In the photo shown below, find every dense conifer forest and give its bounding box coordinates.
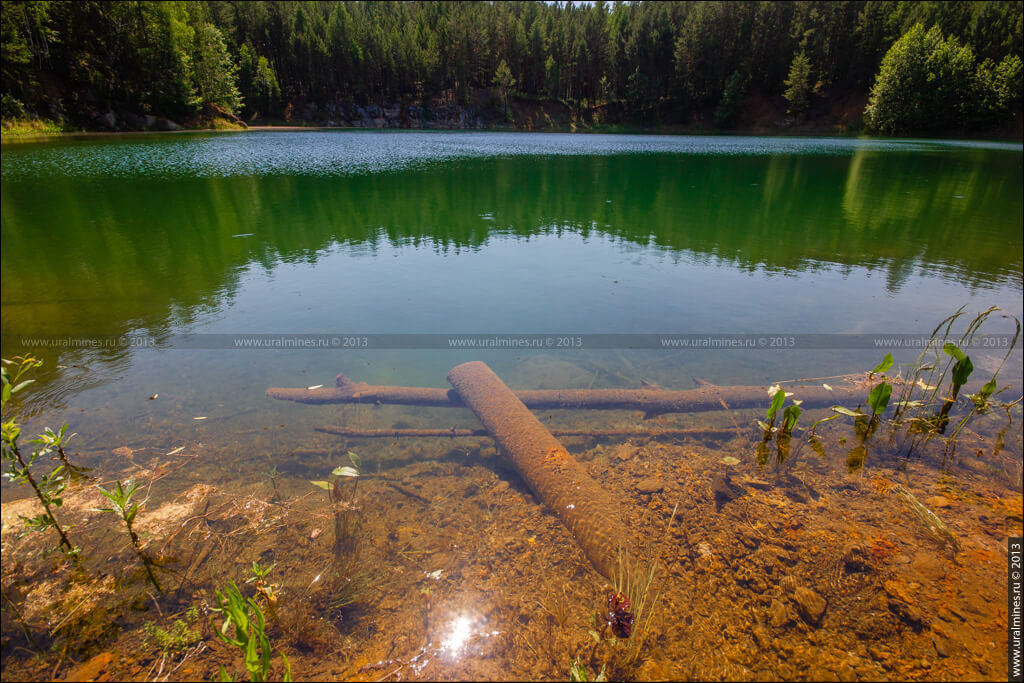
[2,1,1021,134]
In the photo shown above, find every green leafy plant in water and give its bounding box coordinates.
[262,465,282,503]
[892,307,1020,460]
[570,658,607,682]
[143,617,200,655]
[245,561,279,618]
[312,451,362,559]
[1,356,81,558]
[95,478,163,593]
[827,309,1021,467]
[867,382,893,416]
[931,342,973,431]
[212,581,292,683]
[822,353,895,472]
[756,388,804,470]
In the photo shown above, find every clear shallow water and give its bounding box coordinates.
[1,132,1022,682]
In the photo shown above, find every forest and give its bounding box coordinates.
[2,1,1022,135]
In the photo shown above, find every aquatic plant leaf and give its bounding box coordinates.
[831,406,861,417]
[97,486,120,503]
[868,382,892,415]
[822,383,833,391]
[756,441,770,469]
[126,502,139,525]
[310,480,330,490]
[782,404,802,432]
[282,653,293,683]
[979,378,997,398]
[347,451,362,468]
[809,414,839,431]
[871,353,894,375]
[11,379,35,395]
[766,389,785,420]
[846,446,867,472]
[332,466,359,478]
[951,356,973,387]
[943,342,967,362]
[720,456,741,466]
[894,400,923,409]
[244,629,262,681]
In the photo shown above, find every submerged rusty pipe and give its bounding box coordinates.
[266,371,872,415]
[446,361,631,580]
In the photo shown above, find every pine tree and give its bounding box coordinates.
[783,52,814,116]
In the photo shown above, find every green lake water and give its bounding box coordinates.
[1,131,1023,680]
[1,132,1021,439]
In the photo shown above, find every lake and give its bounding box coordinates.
[1,131,1022,681]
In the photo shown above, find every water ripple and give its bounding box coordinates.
[4,131,1019,181]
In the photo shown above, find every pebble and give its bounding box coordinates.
[635,478,664,494]
[794,586,827,626]
[64,652,115,682]
[768,598,794,628]
[842,544,872,573]
[711,471,743,510]
[636,660,666,681]
[614,444,637,461]
[751,626,772,649]
[887,598,928,630]
[837,663,857,682]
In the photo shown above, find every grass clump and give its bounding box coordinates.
[583,505,678,676]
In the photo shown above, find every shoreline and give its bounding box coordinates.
[4,122,1022,144]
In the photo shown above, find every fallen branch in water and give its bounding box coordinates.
[314,425,741,439]
[268,371,878,416]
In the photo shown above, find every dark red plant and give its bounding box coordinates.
[603,591,634,639]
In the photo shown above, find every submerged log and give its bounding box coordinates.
[446,361,631,580]
[266,371,874,416]
[314,425,740,439]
